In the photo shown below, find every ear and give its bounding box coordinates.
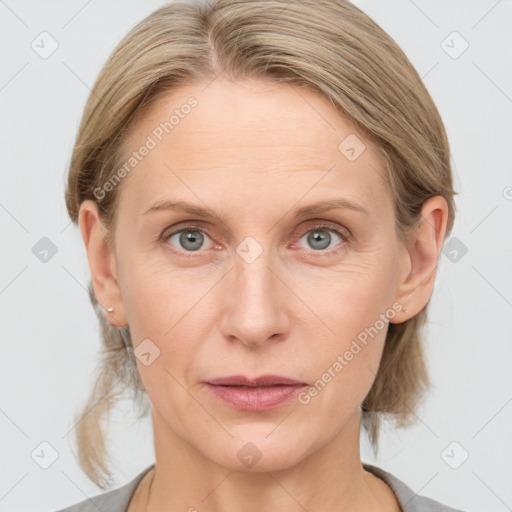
[78,200,128,327]
[390,195,449,324]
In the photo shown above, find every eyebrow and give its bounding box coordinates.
[142,197,369,220]
[294,198,368,217]
[142,200,228,222]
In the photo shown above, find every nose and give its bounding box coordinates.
[220,248,291,348]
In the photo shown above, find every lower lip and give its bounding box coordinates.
[205,383,306,411]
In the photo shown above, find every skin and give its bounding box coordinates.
[79,77,448,511]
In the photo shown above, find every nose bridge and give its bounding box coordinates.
[235,250,274,306]
[223,240,289,346]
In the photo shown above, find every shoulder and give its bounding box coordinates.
[363,463,466,512]
[55,464,154,512]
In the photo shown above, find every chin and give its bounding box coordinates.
[204,430,311,473]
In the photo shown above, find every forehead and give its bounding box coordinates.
[118,78,390,218]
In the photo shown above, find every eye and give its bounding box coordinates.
[161,221,349,256]
[165,226,215,252]
[296,224,347,252]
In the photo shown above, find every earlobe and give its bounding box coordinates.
[390,196,449,324]
[78,200,128,327]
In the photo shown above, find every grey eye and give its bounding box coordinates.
[169,229,211,251]
[301,229,342,251]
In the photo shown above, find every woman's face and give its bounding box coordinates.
[92,78,416,471]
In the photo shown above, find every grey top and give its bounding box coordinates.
[56,463,465,512]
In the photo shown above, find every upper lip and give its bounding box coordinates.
[206,375,306,387]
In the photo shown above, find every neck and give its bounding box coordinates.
[142,407,399,512]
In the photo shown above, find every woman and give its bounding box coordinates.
[58,0,462,510]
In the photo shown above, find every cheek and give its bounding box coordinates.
[291,249,396,336]
[291,254,396,405]
[118,252,216,371]
[296,290,389,423]
[120,263,204,416]
[118,245,192,332]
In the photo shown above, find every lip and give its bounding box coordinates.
[207,374,306,387]
[204,375,307,411]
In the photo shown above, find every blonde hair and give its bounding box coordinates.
[65,0,457,488]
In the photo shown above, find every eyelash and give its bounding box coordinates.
[160,221,350,258]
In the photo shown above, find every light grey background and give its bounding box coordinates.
[1,1,511,511]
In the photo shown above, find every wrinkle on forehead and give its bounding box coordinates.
[116,78,393,227]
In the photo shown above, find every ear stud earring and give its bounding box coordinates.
[106,307,114,313]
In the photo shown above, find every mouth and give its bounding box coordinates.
[206,374,307,387]
[204,374,307,411]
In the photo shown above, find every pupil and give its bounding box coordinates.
[308,230,331,250]
[180,230,203,251]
